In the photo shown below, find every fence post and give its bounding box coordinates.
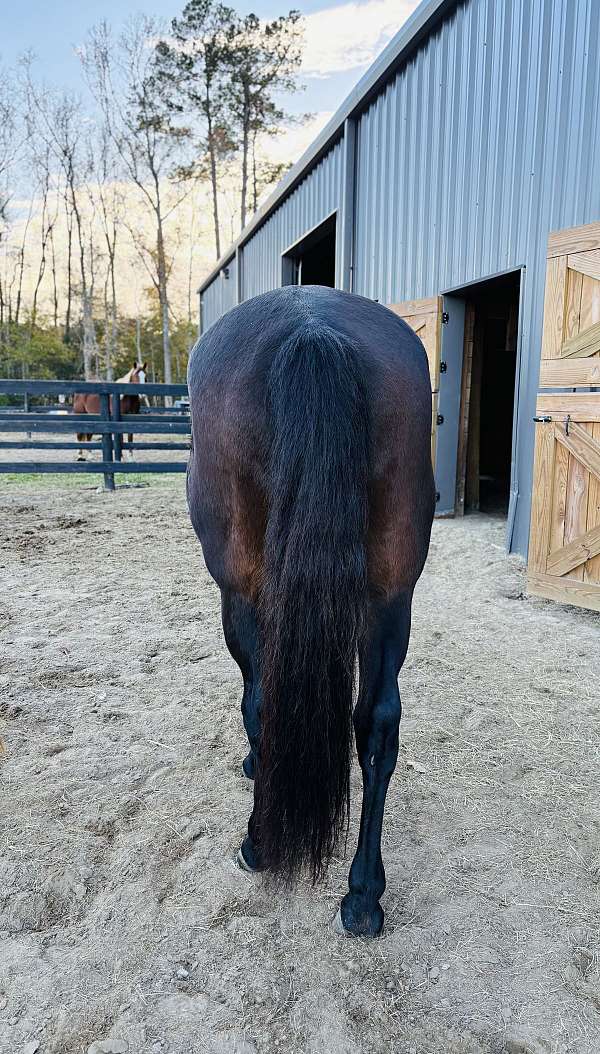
[111,391,122,462]
[100,393,115,492]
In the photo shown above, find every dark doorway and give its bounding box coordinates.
[456,272,521,516]
[282,213,336,288]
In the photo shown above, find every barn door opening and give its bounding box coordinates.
[282,213,337,288]
[527,221,600,613]
[455,272,521,517]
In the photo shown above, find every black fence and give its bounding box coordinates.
[0,379,190,491]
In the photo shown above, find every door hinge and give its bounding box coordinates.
[435,491,440,503]
[440,361,447,373]
[437,414,444,425]
[441,311,449,324]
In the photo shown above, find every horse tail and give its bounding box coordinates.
[256,321,371,883]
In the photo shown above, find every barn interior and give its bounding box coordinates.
[282,213,337,287]
[455,271,521,516]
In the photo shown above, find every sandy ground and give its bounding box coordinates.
[1,476,600,1054]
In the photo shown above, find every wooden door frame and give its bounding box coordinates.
[527,220,600,611]
[444,269,523,522]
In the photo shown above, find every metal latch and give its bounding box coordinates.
[533,415,552,423]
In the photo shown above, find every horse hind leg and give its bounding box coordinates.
[335,590,412,938]
[221,588,260,781]
[76,434,87,461]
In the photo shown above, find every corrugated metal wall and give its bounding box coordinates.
[201,138,344,326]
[353,0,600,299]
[198,0,600,556]
[353,0,600,554]
[243,138,343,298]
[200,254,237,331]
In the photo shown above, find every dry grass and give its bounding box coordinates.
[1,478,599,1054]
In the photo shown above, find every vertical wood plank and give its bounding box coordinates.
[541,256,568,360]
[528,422,555,572]
[564,433,589,582]
[549,439,569,557]
[585,420,600,583]
[580,273,600,329]
[564,266,583,347]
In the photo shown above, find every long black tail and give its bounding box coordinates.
[255,321,371,883]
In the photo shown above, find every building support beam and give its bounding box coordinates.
[235,246,243,305]
[339,118,356,292]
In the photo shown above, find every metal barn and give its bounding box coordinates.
[198,0,600,612]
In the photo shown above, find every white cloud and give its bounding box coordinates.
[263,112,335,166]
[301,0,419,78]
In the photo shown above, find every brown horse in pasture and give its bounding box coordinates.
[186,286,435,937]
[73,361,148,460]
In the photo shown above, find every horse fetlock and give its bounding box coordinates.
[338,892,385,937]
[238,834,262,873]
[242,751,256,780]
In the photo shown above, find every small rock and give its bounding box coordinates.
[175,967,189,981]
[385,980,395,990]
[441,962,450,971]
[24,1043,40,1054]
[429,966,440,980]
[88,1041,129,1054]
[0,994,7,1009]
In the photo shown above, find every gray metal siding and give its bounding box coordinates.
[200,255,237,331]
[200,139,344,328]
[352,0,600,554]
[242,139,344,300]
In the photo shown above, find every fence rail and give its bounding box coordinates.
[0,378,190,490]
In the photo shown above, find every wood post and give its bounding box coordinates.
[111,392,122,462]
[100,393,115,492]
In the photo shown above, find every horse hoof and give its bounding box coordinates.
[236,847,258,874]
[242,753,255,780]
[332,908,351,936]
[334,896,384,937]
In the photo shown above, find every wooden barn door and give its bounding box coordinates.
[388,297,442,466]
[528,221,600,612]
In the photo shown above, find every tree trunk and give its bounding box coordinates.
[65,203,74,344]
[49,226,59,330]
[109,248,117,381]
[240,84,250,230]
[156,214,172,386]
[205,74,221,260]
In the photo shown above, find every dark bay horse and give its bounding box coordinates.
[187,286,435,937]
[73,361,147,460]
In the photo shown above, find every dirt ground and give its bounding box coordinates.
[1,475,600,1054]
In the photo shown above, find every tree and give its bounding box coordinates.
[23,62,101,378]
[0,63,28,342]
[155,0,237,261]
[80,16,190,385]
[224,10,304,229]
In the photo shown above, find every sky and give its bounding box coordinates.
[3,0,420,161]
